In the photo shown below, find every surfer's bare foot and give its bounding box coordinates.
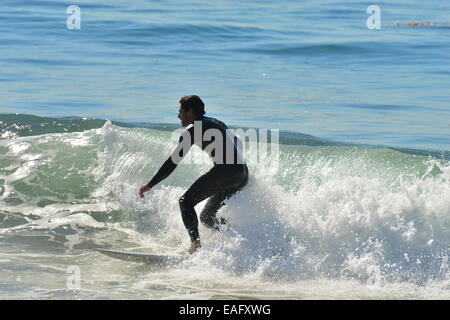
[180,240,201,255]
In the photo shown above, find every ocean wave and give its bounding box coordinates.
[0,120,449,285]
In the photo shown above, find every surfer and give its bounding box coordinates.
[139,95,249,254]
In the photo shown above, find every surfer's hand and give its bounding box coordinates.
[139,184,151,198]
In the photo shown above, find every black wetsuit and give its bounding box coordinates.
[147,116,249,242]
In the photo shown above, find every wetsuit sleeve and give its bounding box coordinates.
[146,127,194,188]
[146,157,177,188]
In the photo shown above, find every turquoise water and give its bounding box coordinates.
[0,0,449,299]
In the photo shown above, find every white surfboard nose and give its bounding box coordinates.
[94,248,185,264]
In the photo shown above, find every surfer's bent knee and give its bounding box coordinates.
[200,213,216,229]
[179,194,193,210]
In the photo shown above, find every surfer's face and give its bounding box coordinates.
[178,105,195,127]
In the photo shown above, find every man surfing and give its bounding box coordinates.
[139,95,249,254]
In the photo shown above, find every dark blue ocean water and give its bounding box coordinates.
[1,0,449,151]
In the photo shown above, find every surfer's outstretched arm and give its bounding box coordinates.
[147,157,177,189]
[139,129,193,198]
[139,157,177,198]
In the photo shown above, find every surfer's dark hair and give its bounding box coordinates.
[180,95,205,118]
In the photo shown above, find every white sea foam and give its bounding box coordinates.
[1,124,449,299]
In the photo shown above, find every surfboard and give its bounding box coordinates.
[94,248,186,264]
